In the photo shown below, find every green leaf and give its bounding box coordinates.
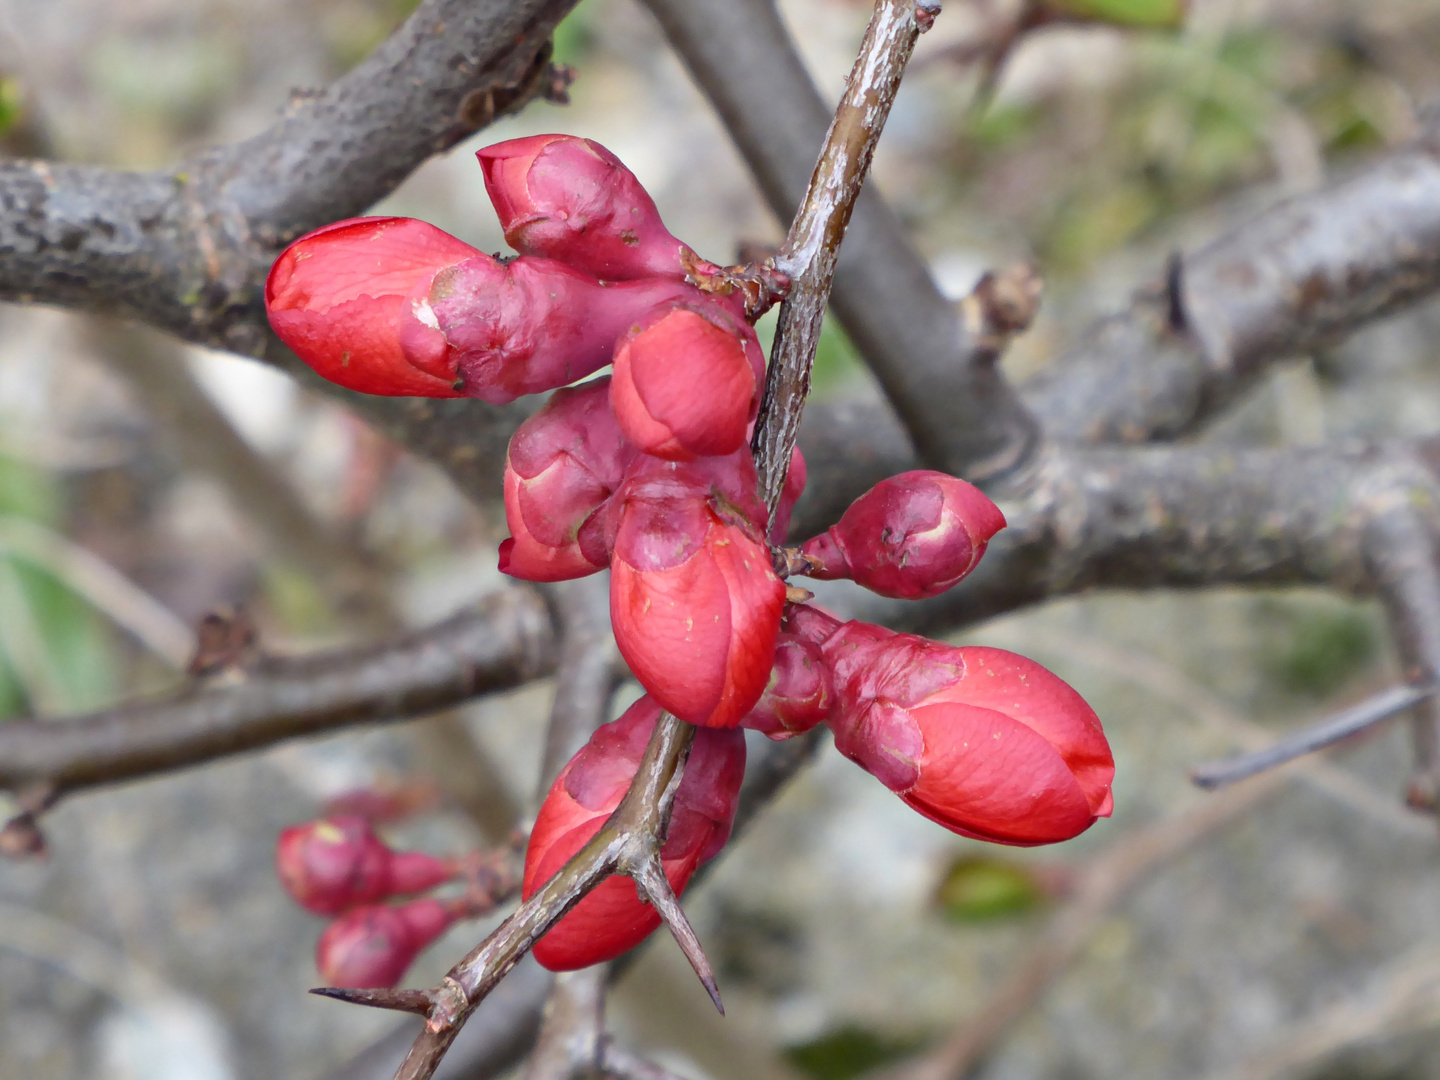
[784,1025,925,1080]
[935,854,1046,922]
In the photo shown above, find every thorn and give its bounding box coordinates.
[634,858,724,1015]
[308,986,434,1016]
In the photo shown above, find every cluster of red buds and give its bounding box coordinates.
[275,814,514,987]
[266,134,1115,976]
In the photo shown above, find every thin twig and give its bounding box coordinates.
[1191,684,1437,790]
[981,627,1430,840]
[646,0,1037,484]
[753,0,939,510]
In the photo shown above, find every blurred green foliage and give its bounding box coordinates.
[784,1024,925,1080]
[1259,601,1378,699]
[551,8,594,68]
[259,562,336,637]
[942,15,1406,277]
[0,454,117,718]
[935,853,1048,922]
[0,78,25,139]
[753,308,863,394]
[1045,0,1187,30]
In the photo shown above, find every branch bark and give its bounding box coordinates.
[0,589,554,796]
[1020,118,1440,445]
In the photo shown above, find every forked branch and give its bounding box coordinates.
[380,3,934,1076]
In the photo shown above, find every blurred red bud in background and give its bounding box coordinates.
[275,815,456,916]
[315,898,455,988]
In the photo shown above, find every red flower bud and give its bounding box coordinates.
[609,459,786,727]
[478,134,702,281]
[610,303,764,461]
[315,899,455,988]
[430,255,693,404]
[499,377,639,582]
[739,631,834,740]
[265,217,479,397]
[275,815,456,916]
[800,471,1005,599]
[797,613,1114,846]
[771,446,808,545]
[523,696,746,970]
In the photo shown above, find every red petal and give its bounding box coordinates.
[905,701,1100,845]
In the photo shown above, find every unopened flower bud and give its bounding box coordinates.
[797,612,1114,846]
[315,899,455,988]
[499,377,638,581]
[524,696,745,970]
[265,217,480,397]
[478,134,704,281]
[609,459,785,727]
[739,632,834,740]
[275,815,456,916]
[610,303,763,461]
[430,255,693,404]
[800,471,1005,599]
[771,447,808,545]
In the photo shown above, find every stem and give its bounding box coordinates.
[752,0,935,512]
[385,5,933,1076]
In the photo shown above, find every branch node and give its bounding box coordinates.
[426,976,470,1034]
[959,263,1043,354]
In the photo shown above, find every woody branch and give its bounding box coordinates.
[369,3,936,1077]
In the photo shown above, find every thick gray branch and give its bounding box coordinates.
[1025,122,1440,444]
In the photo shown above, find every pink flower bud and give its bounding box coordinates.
[499,377,639,582]
[275,815,456,916]
[523,696,745,970]
[609,458,786,728]
[800,471,1005,599]
[315,899,455,988]
[797,613,1114,846]
[610,303,764,461]
[739,632,834,740]
[265,217,479,397]
[478,135,703,281]
[430,255,693,404]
